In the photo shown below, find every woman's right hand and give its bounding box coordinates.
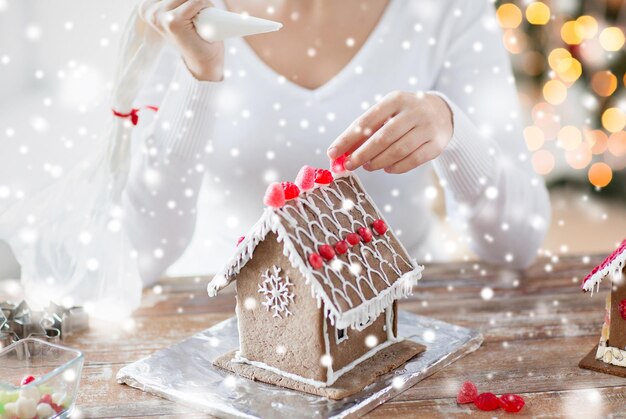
[140,0,224,81]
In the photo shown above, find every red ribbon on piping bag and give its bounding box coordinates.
[112,105,159,126]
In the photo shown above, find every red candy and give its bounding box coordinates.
[372,219,388,235]
[474,392,500,411]
[236,236,245,246]
[314,169,334,184]
[456,381,478,404]
[358,227,373,243]
[498,394,525,413]
[319,244,336,260]
[39,394,53,405]
[21,375,35,386]
[281,181,301,200]
[346,233,361,246]
[263,182,286,208]
[335,240,349,255]
[330,154,348,174]
[295,165,316,191]
[51,403,64,414]
[309,253,323,269]
[619,299,626,320]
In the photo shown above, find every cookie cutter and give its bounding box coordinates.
[0,300,88,348]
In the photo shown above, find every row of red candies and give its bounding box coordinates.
[308,219,388,270]
[457,381,525,413]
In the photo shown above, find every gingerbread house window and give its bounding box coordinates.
[336,328,348,344]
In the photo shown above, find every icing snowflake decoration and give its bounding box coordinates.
[258,266,295,318]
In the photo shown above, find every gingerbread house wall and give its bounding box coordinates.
[326,302,397,373]
[235,232,328,382]
[608,267,626,349]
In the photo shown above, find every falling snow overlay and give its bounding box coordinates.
[258,266,295,318]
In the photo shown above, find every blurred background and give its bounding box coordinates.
[0,0,625,285]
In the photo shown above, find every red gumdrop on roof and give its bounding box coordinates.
[346,233,361,246]
[358,227,373,243]
[474,392,500,411]
[335,240,349,255]
[281,182,301,200]
[319,244,336,260]
[372,219,388,235]
[236,236,245,246]
[331,154,348,174]
[309,253,323,269]
[456,381,478,404]
[263,182,286,208]
[295,165,316,191]
[314,169,334,184]
[498,394,525,413]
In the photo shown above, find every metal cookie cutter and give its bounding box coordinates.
[0,300,89,348]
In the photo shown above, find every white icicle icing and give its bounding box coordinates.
[582,244,626,294]
[207,172,423,330]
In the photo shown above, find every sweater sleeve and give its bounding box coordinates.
[429,0,551,268]
[122,46,222,285]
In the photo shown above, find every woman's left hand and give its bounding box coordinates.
[327,91,454,174]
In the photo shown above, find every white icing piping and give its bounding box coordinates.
[595,344,626,367]
[231,336,403,388]
[583,248,626,294]
[322,313,332,383]
[385,306,394,340]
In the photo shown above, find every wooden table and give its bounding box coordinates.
[67,255,624,418]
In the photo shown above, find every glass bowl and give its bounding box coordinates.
[0,338,83,419]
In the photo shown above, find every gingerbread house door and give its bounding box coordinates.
[608,268,626,350]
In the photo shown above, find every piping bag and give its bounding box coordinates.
[0,7,282,319]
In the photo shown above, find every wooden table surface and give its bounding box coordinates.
[65,254,625,418]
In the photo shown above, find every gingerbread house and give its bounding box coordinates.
[207,161,424,398]
[579,239,626,376]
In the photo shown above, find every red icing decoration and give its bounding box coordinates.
[346,233,361,246]
[372,219,388,235]
[309,253,323,269]
[582,238,626,288]
[358,227,373,243]
[236,236,245,246]
[20,375,35,386]
[263,182,286,208]
[498,394,525,413]
[281,181,301,200]
[330,154,348,174]
[474,392,500,411]
[295,165,316,191]
[319,244,335,260]
[314,169,334,184]
[456,381,478,404]
[335,240,349,255]
[619,299,626,320]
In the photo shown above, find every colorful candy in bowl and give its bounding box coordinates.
[0,338,83,418]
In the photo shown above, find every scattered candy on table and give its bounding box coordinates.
[456,380,526,413]
[0,376,71,419]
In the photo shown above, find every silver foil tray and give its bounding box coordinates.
[117,311,483,418]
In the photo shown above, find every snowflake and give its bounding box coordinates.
[258,266,295,318]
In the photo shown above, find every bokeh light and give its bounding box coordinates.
[524,126,545,151]
[608,131,626,157]
[585,130,609,155]
[599,27,625,52]
[575,15,598,39]
[557,125,582,151]
[532,149,555,175]
[497,3,523,29]
[601,108,626,133]
[588,162,613,187]
[565,144,592,170]
[543,79,567,105]
[591,71,618,97]
[525,2,550,25]
[561,21,583,45]
[557,58,582,83]
[548,48,572,72]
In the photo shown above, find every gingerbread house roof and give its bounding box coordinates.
[207,170,423,329]
[582,239,626,293]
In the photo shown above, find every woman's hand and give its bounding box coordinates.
[140,0,224,81]
[327,91,454,174]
